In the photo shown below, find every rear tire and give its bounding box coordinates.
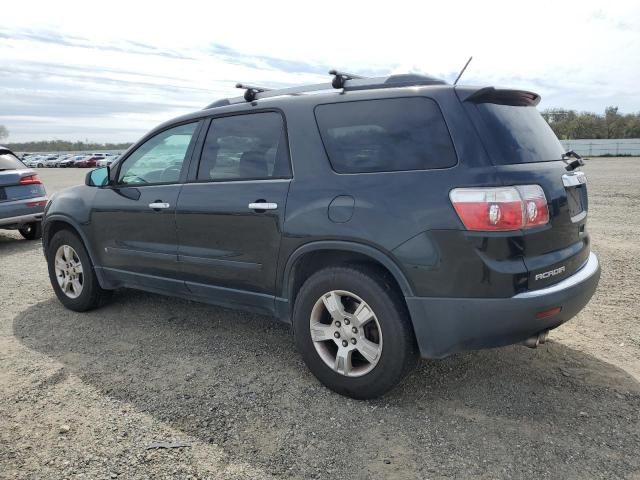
[19,222,42,240]
[293,265,418,399]
[46,229,111,311]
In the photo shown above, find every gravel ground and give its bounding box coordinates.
[1,160,639,480]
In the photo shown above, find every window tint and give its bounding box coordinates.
[117,122,198,185]
[197,112,290,181]
[0,152,25,170]
[467,103,565,164]
[315,98,457,173]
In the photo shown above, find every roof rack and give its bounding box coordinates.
[329,69,364,88]
[236,83,272,102]
[205,70,447,109]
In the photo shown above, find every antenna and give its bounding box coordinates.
[453,56,473,86]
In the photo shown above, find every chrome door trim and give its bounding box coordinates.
[148,202,170,209]
[248,202,278,210]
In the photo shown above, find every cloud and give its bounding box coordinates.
[1,0,639,142]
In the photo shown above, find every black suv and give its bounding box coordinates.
[43,72,600,398]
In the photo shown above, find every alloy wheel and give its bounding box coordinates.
[309,290,383,377]
[54,245,84,299]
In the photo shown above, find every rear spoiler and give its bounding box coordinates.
[459,87,541,107]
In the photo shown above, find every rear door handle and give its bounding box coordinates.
[149,202,170,209]
[248,202,278,211]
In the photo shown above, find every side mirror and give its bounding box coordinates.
[85,166,110,187]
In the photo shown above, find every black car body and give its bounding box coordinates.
[0,146,47,239]
[42,73,600,398]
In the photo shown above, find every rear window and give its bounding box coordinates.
[315,97,457,173]
[467,104,565,164]
[0,152,25,170]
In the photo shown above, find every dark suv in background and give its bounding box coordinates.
[42,72,600,398]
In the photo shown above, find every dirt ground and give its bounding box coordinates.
[1,160,639,480]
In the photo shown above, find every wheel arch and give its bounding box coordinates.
[281,241,414,311]
[42,215,104,280]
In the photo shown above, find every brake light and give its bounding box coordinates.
[450,185,549,231]
[20,174,42,185]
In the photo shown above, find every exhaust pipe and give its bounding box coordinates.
[522,331,549,349]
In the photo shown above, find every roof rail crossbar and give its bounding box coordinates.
[204,73,448,109]
[236,83,272,102]
[329,69,365,89]
[224,82,335,105]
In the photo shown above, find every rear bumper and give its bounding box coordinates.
[405,253,600,359]
[0,197,47,227]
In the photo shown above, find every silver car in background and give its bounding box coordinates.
[0,146,48,239]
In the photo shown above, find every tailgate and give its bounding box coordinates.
[494,161,590,290]
[460,88,591,290]
[0,170,47,202]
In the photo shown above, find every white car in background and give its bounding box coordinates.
[96,155,118,167]
[24,157,42,168]
[45,155,65,167]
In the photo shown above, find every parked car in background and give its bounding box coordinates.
[58,155,84,168]
[0,146,47,240]
[47,155,67,167]
[23,157,40,168]
[31,156,52,168]
[97,156,118,167]
[75,156,101,168]
[42,155,59,167]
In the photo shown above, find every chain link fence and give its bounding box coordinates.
[560,139,640,156]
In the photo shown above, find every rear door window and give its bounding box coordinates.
[315,97,457,173]
[466,103,565,164]
[197,112,290,181]
[0,152,25,170]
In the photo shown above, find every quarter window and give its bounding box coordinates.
[315,98,457,173]
[0,152,24,170]
[197,112,290,181]
[117,122,198,185]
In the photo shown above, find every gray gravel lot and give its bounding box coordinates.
[1,160,639,479]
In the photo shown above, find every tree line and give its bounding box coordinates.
[1,138,132,153]
[541,106,640,140]
[2,105,640,152]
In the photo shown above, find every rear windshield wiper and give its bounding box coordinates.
[562,150,585,171]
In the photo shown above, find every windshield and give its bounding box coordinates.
[0,152,25,170]
[466,103,565,164]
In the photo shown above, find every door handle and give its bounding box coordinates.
[248,202,278,211]
[148,202,170,209]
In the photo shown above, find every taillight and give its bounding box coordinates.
[449,185,549,231]
[20,174,42,185]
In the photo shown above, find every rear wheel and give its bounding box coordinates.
[293,266,418,399]
[47,229,111,311]
[19,222,42,240]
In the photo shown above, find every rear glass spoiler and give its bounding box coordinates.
[460,87,541,107]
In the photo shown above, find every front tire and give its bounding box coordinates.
[46,229,111,311]
[19,222,42,240]
[293,266,418,399]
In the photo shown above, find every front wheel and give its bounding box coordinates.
[293,266,418,399]
[46,229,111,311]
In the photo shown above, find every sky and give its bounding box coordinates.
[1,0,639,143]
